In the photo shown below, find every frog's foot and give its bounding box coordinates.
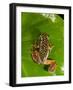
[43,59,57,72]
[48,61,57,72]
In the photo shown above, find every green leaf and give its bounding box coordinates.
[21,13,64,77]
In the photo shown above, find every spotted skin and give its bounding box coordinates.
[32,33,57,72]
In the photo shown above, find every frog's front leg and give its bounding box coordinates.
[43,59,57,72]
[48,44,54,53]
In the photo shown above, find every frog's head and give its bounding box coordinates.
[40,33,49,40]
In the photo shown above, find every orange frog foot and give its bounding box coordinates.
[48,61,57,72]
[43,60,57,72]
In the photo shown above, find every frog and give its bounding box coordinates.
[32,33,57,72]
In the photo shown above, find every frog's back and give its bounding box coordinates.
[39,33,49,62]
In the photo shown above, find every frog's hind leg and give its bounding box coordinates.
[43,59,57,72]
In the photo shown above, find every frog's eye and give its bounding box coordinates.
[47,34,49,37]
[45,33,49,38]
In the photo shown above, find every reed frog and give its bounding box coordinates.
[32,33,56,72]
